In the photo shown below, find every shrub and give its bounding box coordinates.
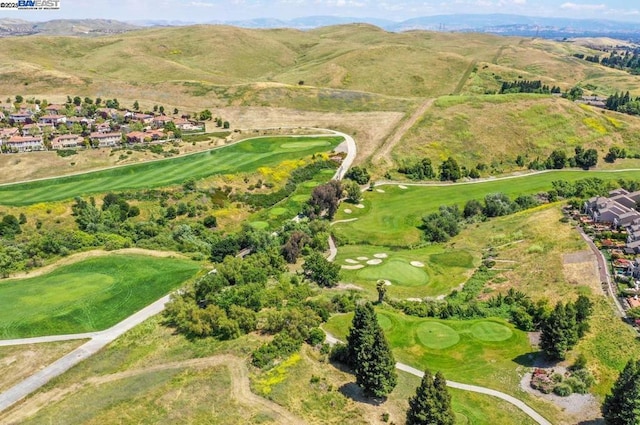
[329,342,350,364]
[307,328,326,346]
[553,383,572,397]
[565,376,587,394]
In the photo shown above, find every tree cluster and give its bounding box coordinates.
[602,358,640,424]
[527,146,598,170]
[540,295,592,360]
[343,302,397,398]
[305,180,342,220]
[499,79,561,95]
[406,369,455,425]
[344,166,370,185]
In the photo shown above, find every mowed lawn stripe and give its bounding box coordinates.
[0,255,201,339]
[0,136,343,206]
[333,169,640,246]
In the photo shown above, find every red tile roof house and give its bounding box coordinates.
[152,115,173,128]
[39,114,67,126]
[44,104,66,114]
[51,134,84,150]
[5,135,44,152]
[173,118,204,131]
[125,112,154,124]
[0,127,19,140]
[94,122,112,133]
[126,129,165,144]
[90,131,122,148]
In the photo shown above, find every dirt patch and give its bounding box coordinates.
[333,283,363,291]
[562,251,601,292]
[563,250,594,264]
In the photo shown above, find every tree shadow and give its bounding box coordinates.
[338,382,386,406]
[577,419,604,425]
[512,351,559,368]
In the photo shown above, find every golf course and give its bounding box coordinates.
[333,169,640,246]
[0,135,343,206]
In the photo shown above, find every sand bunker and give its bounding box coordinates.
[376,189,385,193]
[355,204,365,209]
[410,261,425,267]
[398,185,408,189]
[357,256,369,261]
[373,253,388,259]
[342,265,365,270]
[367,259,383,265]
[344,209,352,214]
[345,259,359,264]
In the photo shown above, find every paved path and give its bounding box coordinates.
[374,168,640,189]
[324,332,552,425]
[0,295,172,412]
[327,235,338,262]
[576,226,626,317]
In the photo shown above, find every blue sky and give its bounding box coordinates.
[5,0,640,23]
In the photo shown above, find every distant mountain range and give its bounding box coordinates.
[0,14,639,39]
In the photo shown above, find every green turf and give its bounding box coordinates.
[268,207,288,217]
[249,221,270,230]
[333,170,640,246]
[280,140,331,149]
[0,255,200,338]
[301,180,321,188]
[324,309,532,393]
[416,322,460,349]
[0,136,343,206]
[336,244,475,299]
[356,258,429,287]
[471,321,513,342]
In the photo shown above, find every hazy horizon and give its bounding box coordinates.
[2,0,640,24]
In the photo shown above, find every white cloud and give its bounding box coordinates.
[512,0,526,4]
[560,2,606,11]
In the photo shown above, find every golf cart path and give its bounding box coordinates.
[323,332,551,425]
[374,167,640,188]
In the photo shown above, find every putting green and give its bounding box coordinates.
[302,181,321,188]
[269,207,288,217]
[356,259,429,287]
[470,321,513,342]
[416,322,460,349]
[291,194,309,202]
[249,221,269,230]
[280,140,331,149]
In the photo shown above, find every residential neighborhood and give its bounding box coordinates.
[0,97,206,153]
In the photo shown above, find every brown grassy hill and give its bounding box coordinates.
[392,93,640,173]
[0,23,631,103]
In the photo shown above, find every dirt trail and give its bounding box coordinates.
[372,98,434,166]
[4,248,188,281]
[0,355,306,425]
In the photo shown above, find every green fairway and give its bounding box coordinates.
[0,136,343,206]
[336,244,475,298]
[324,309,532,393]
[0,255,200,338]
[333,170,640,246]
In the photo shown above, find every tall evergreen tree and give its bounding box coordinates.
[346,302,397,398]
[407,369,455,425]
[603,359,640,425]
[540,301,578,360]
